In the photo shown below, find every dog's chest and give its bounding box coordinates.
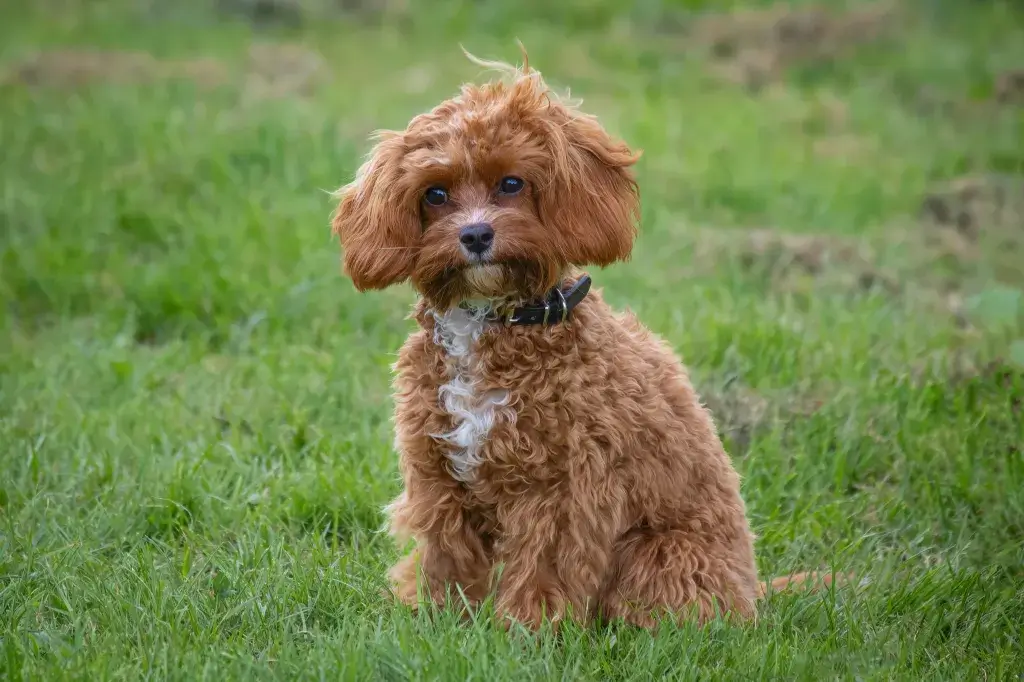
[430,307,511,483]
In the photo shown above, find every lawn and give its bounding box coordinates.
[1,0,1023,679]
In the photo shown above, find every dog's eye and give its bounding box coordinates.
[498,176,524,195]
[423,187,448,207]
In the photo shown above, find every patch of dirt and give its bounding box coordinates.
[698,374,825,455]
[721,229,900,295]
[941,357,1024,417]
[949,358,1023,387]
[4,49,229,89]
[244,43,326,99]
[994,69,1024,106]
[218,0,408,26]
[680,178,1019,329]
[692,2,893,89]
[219,0,304,26]
[919,175,1024,288]
[697,375,770,455]
[683,220,1017,333]
[921,175,1024,243]
[4,44,330,100]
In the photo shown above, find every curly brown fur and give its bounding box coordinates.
[332,48,839,630]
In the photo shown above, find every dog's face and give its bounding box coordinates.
[332,56,640,309]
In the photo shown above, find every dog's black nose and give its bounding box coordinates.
[459,223,494,255]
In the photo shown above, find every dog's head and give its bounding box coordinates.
[332,49,640,309]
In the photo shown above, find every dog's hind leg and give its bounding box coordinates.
[597,526,759,628]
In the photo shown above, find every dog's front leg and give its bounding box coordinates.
[493,489,622,630]
[386,479,491,610]
[387,340,494,612]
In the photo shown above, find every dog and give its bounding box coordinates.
[331,49,837,629]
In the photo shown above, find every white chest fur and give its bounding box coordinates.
[430,306,511,482]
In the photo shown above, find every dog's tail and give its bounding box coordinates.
[757,571,852,598]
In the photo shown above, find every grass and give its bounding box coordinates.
[2,0,1024,678]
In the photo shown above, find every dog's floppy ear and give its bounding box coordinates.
[332,132,419,290]
[541,110,641,266]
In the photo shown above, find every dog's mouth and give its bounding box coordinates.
[421,259,564,310]
[462,263,508,298]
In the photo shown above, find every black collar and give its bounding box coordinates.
[482,274,592,326]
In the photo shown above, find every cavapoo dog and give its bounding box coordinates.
[331,49,832,629]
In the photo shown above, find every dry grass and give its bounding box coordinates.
[692,2,894,88]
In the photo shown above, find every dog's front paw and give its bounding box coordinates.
[388,552,426,608]
[388,551,486,617]
[496,603,543,631]
[496,590,564,631]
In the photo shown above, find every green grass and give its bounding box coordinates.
[2,0,1024,678]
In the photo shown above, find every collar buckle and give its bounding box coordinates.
[486,274,591,328]
[504,306,521,327]
[553,286,569,325]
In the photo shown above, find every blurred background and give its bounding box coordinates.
[1,0,1023,678]
[2,0,1022,344]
